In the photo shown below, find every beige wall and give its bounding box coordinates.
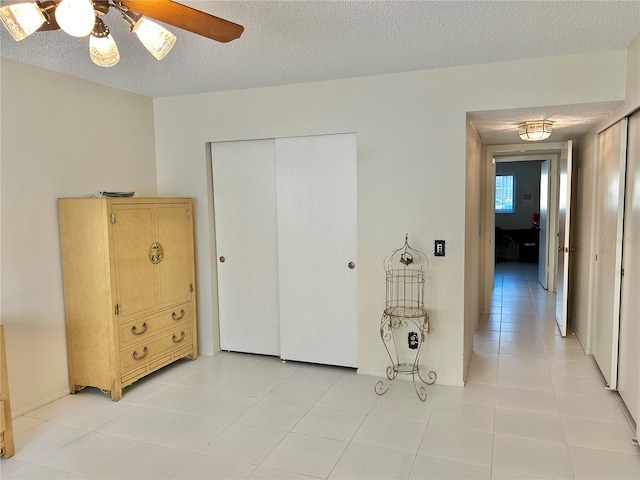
[0,58,158,414]
[153,49,627,387]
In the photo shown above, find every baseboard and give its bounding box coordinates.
[12,388,71,419]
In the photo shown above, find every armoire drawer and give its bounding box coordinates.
[119,304,192,347]
[120,326,193,372]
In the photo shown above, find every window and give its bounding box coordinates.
[495,174,515,214]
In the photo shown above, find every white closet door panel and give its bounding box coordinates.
[592,120,627,389]
[618,111,640,432]
[212,139,280,356]
[276,133,358,367]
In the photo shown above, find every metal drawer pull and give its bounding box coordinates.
[172,309,185,321]
[172,331,185,343]
[131,322,147,335]
[132,347,148,360]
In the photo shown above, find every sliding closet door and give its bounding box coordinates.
[618,111,639,433]
[211,139,280,356]
[592,119,627,389]
[276,133,358,367]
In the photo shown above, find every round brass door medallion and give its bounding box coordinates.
[149,242,164,264]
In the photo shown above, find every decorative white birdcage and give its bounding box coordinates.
[375,234,436,401]
[384,235,428,318]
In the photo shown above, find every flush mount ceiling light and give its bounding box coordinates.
[0,0,243,67]
[518,120,554,141]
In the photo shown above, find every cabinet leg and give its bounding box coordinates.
[109,388,122,402]
[70,384,86,394]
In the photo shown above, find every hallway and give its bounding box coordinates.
[1,262,639,479]
[469,261,639,478]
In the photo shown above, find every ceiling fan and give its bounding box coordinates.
[0,0,244,66]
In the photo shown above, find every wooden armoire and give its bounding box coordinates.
[58,197,198,401]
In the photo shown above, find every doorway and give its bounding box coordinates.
[482,144,565,319]
[494,160,544,267]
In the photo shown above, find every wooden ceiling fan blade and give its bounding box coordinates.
[119,0,243,43]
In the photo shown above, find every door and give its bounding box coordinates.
[538,160,550,289]
[592,119,628,390]
[618,112,639,431]
[276,133,358,367]
[555,142,573,336]
[112,204,158,320]
[156,203,195,309]
[212,139,280,356]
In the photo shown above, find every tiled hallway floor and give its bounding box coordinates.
[2,262,639,479]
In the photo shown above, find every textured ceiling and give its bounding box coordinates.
[468,101,625,145]
[1,1,639,143]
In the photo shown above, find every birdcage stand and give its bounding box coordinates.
[375,307,436,401]
[374,235,437,401]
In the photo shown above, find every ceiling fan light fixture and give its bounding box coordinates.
[90,17,119,67]
[131,16,176,60]
[0,2,46,41]
[55,0,95,37]
[518,120,553,141]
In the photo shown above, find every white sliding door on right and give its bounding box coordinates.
[276,133,359,367]
[618,111,640,434]
[592,119,628,390]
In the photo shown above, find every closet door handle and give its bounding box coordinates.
[219,256,226,263]
[348,262,356,269]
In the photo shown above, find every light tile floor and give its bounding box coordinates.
[2,262,639,479]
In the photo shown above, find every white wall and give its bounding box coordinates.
[0,58,158,414]
[154,50,627,386]
[464,118,482,379]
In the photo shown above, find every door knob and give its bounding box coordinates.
[219,256,225,263]
[348,262,355,269]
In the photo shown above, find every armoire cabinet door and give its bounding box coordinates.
[112,203,194,321]
[112,205,158,320]
[156,204,195,309]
